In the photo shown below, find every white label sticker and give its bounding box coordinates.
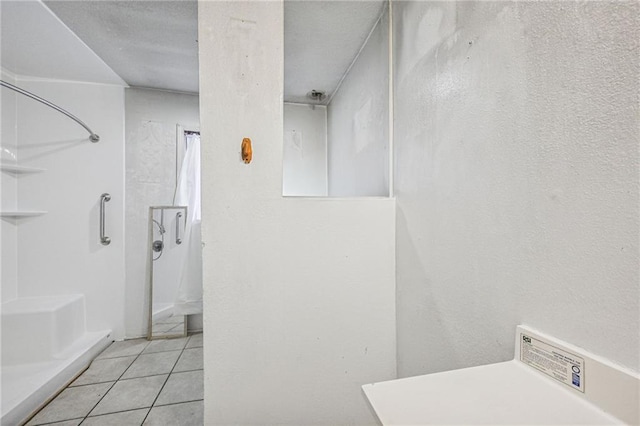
[520,333,585,393]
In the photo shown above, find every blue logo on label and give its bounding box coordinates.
[572,373,580,387]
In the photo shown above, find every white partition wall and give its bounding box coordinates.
[199,1,396,424]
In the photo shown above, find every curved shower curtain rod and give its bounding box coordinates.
[0,79,100,142]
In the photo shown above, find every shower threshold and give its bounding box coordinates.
[1,330,111,426]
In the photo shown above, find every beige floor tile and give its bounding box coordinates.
[82,408,149,426]
[143,401,203,425]
[185,333,203,349]
[71,356,136,386]
[155,370,203,406]
[27,382,113,425]
[173,348,203,372]
[121,351,181,379]
[90,375,167,416]
[96,339,149,360]
[143,337,189,354]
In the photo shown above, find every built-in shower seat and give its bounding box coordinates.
[1,295,111,426]
[2,294,86,365]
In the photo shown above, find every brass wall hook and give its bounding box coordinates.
[241,137,252,164]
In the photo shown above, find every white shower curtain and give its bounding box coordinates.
[173,132,202,315]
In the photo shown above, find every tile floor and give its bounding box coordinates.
[26,333,204,426]
[151,313,187,338]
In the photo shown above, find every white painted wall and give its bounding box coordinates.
[199,1,396,424]
[1,69,19,302]
[327,6,389,197]
[14,77,127,338]
[283,103,327,196]
[394,1,640,376]
[124,87,199,337]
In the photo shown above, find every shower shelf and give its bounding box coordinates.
[1,165,47,219]
[0,211,47,218]
[0,163,46,174]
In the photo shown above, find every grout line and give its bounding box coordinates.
[34,417,84,426]
[95,344,149,360]
[68,379,121,389]
[171,367,204,374]
[79,407,151,423]
[151,398,204,408]
[114,371,180,381]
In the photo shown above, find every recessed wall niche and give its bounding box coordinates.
[283,0,391,197]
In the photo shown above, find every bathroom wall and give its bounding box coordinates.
[394,1,640,376]
[1,69,19,302]
[327,6,389,197]
[124,87,200,337]
[199,1,396,424]
[283,103,327,196]
[15,77,127,338]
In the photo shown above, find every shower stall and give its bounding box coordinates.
[0,78,203,426]
[1,2,202,424]
[0,74,127,425]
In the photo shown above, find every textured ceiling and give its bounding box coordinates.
[44,0,199,94]
[12,0,384,99]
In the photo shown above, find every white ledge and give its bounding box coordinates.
[0,211,47,218]
[363,325,639,425]
[0,163,46,174]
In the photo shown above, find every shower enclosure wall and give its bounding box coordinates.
[0,72,127,425]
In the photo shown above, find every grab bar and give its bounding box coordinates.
[0,80,100,142]
[176,212,183,245]
[100,193,111,246]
